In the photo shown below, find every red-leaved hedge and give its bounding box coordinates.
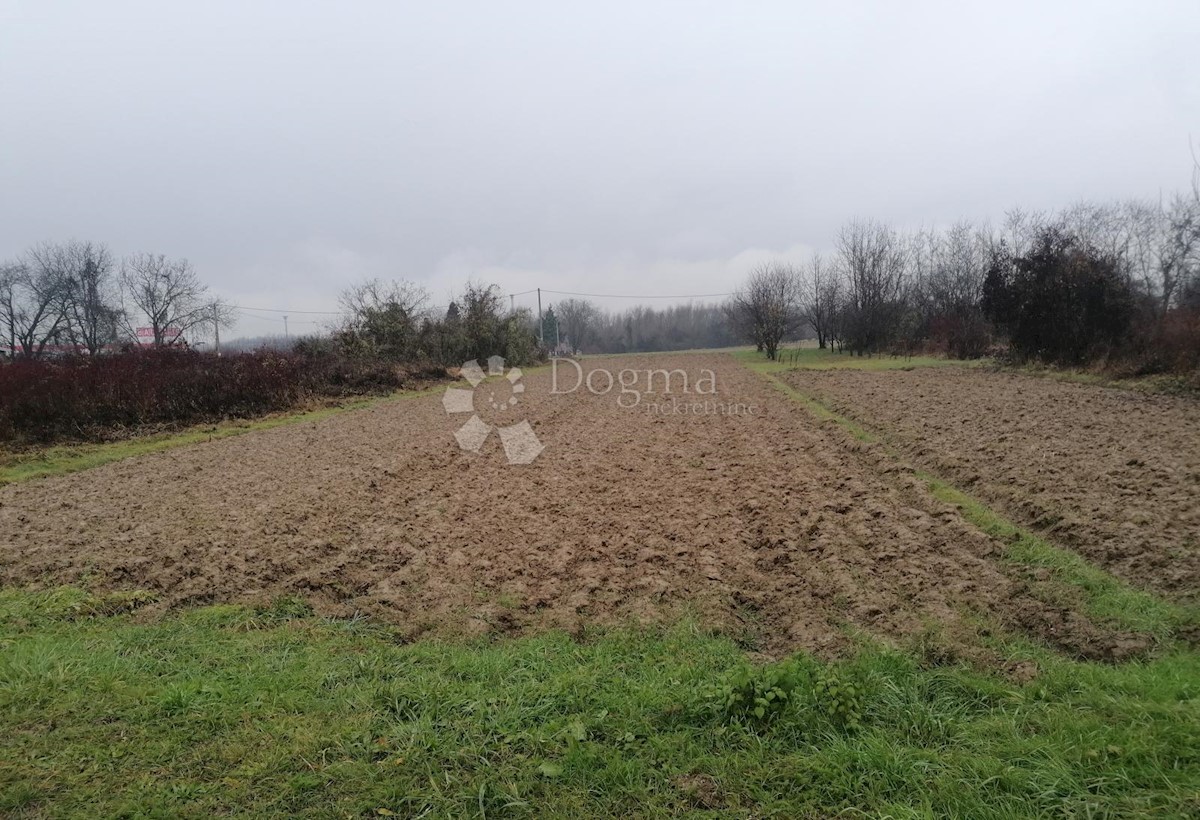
[0,347,442,444]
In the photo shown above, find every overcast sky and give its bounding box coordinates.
[2,1,1197,338]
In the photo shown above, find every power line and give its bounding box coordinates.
[232,309,322,325]
[540,288,732,299]
[229,304,342,315]
[227,286,729,324]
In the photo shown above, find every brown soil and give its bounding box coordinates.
[0,355,1145,658]
[785,366,1200,604]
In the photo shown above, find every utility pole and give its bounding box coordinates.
[537,287,544,348]
[283,314,289,340]
[213,303,221,357]
[510,293,514,313]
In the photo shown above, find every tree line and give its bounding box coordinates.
[8,163,1197,377]
[318,285,735,365]
[727,181,1200,373]
[0,241,232,358]
[538,300,736,355]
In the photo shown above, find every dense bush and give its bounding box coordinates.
[1119,306,1200,378]
[334,281,542,367]
[982,227,1135,365]
[924,311,992,360]
[0,347,440,444]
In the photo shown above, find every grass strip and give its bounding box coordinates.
[749,361,1193,641]
[731,346,963,373]
[0,387,441,486]
[922,474,1192,640]
[1,588,1197,818]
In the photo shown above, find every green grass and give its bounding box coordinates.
[0,388,440,486]
[745,355,1196,643]
[761,374,874,441]
[1004,362,1200,396]
[923,476,1197,641]
[582,345,758,359]
[731,346,964,373]
[1,587,1198,818]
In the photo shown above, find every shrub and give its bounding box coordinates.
[925,311,992,360]
[982,227,1134,366]
[1122,306,1200,377]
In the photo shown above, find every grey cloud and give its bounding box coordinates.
[1,0,1196,336]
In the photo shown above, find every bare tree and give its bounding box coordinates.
[50,240,123,355]
[827,277,851,352]
[728,262,804,360]
[0,262,24,356]
[998,208,1048,259]
[555,298,599,352]
[119,253,225,346]
[923,221,991,357]
[803,253,841,349]
[835,219,909,355]
[338,278,430,324]
[723,295,762,353]
[0,244,72,358]
[931,222,987,309]
[1061,201,1131,264]
[904,227,936,315]
[1125,196,1200,321]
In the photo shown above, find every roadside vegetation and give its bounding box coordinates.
[0,347,435,446]
[6,166,1196,449]
[2,587,1198,818]
[0,260,541,448]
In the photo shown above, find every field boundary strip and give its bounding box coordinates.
[0,362,561,486]
[747,361,1195,644]
[0,385,445,486]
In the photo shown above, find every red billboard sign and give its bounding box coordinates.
[136,327,182,340]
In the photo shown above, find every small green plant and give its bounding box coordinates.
[701,663,798,724]
[813,670,864,732]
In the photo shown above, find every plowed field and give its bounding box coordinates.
[786,367,1200,605]
[0,355,1159,658]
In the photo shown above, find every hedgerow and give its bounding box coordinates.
[0,347,440,445]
